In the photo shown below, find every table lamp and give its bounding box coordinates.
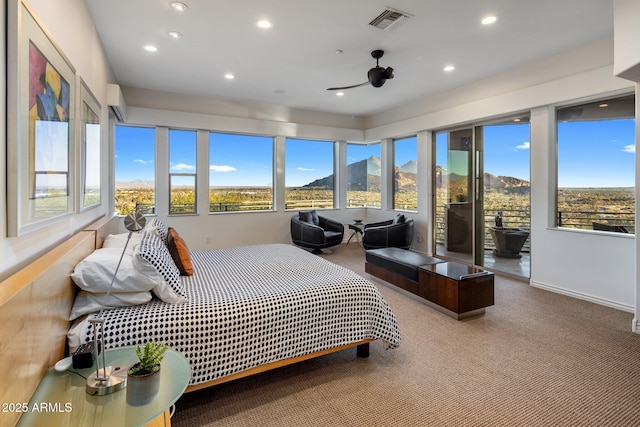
[86,212,146,396]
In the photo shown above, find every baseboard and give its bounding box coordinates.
[530,280,634,313]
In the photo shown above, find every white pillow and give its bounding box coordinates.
[102,232,143,254]
[71,248,157,293]
[69,290,152,320]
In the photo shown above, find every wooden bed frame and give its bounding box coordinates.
[0,215,371,425]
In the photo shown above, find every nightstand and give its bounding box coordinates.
[17,347,191,427]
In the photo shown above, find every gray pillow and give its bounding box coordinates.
[299,210,319,225]
[299,211,313,223]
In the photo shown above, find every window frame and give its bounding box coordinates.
[346,142,381,209]
[114,125,157,216]
[168,128,198,215]
[554,93,636,234]
[208,131,275,213]
[392,135,418,212]
[284,137,337,211]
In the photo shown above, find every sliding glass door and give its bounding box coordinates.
[434,117,530,278]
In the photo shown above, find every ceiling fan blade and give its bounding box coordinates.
[326,82,370,91]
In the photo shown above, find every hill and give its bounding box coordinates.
[436,165,529,194]
[304,156,417,192]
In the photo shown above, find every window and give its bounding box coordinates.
[115,126,156,215]
[169,129,197,214]
[285,138,335,210]
[393,136,417,211]
[33,120,70,217]
[556,94,635,233]
[209,132,274,212]
[80,80,101,210]
[346,143,381,208]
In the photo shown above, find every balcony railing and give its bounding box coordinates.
[557,210,635,233]
[435,206,532,252]
[436,206,635,252]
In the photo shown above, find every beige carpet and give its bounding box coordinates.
[172,244,640,426]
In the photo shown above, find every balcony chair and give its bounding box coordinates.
[290,210,344,254]
[362,214,414,250]
[592,222,629,233]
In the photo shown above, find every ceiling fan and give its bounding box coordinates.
[327,50,394,91]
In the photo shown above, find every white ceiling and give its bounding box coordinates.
[85,0,613,117]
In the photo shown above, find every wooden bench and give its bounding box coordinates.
[365,248,443,296]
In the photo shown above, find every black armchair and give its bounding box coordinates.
[291,210,344,254]
[362,214,414,250]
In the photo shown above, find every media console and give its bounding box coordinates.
[365,248,494,320]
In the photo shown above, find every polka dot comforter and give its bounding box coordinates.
[69,244,401,386]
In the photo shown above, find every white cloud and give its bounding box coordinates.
[172,163,196,171]
[297,167,315,171]
[210,165,237,172]
[515,141,530,150]
[622,144,635,154]
[134,159,153,165]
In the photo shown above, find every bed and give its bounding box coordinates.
[68,216,400,391]
[0,215,399,426]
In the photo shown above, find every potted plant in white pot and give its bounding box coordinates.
[126,342,168,406]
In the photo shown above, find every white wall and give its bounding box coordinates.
[0,0,115,280]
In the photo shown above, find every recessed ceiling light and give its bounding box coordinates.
[336,92,345,97]
[514,118,521,122]
[443,65,455,72]
[224,73,235,80]
[168,31,182,39]
[599,103,609,108]
[143,45,158,52]
[481,15,497,25]
[171,2,188,12]
[256,19,273,29]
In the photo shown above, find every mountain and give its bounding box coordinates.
[303,156,419,192]
[304,155,383,190]
[435,166,529,194]
[115,179,155,189]
[398,160,417,174]
[483,173,530,193]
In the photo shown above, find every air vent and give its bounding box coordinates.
[369,7,413,31]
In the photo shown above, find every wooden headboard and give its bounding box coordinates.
[0,214,120,426]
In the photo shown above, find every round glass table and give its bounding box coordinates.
[17,346,191,427]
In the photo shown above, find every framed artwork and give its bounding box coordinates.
[78,78,102,210]
[7,1,76,236]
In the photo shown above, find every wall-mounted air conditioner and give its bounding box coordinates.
[107,84,127,122]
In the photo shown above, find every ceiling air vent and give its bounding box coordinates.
[369,7,413,31]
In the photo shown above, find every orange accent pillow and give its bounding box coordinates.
[167,227,194,276]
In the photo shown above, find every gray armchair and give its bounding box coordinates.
[291,210,344,254]
[362,214,414,250]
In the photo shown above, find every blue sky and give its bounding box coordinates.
[347,143,380,165]
[557,119,635,187]
[115,126,155,182]
[436,119,635,187]
[116,120,635,188]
